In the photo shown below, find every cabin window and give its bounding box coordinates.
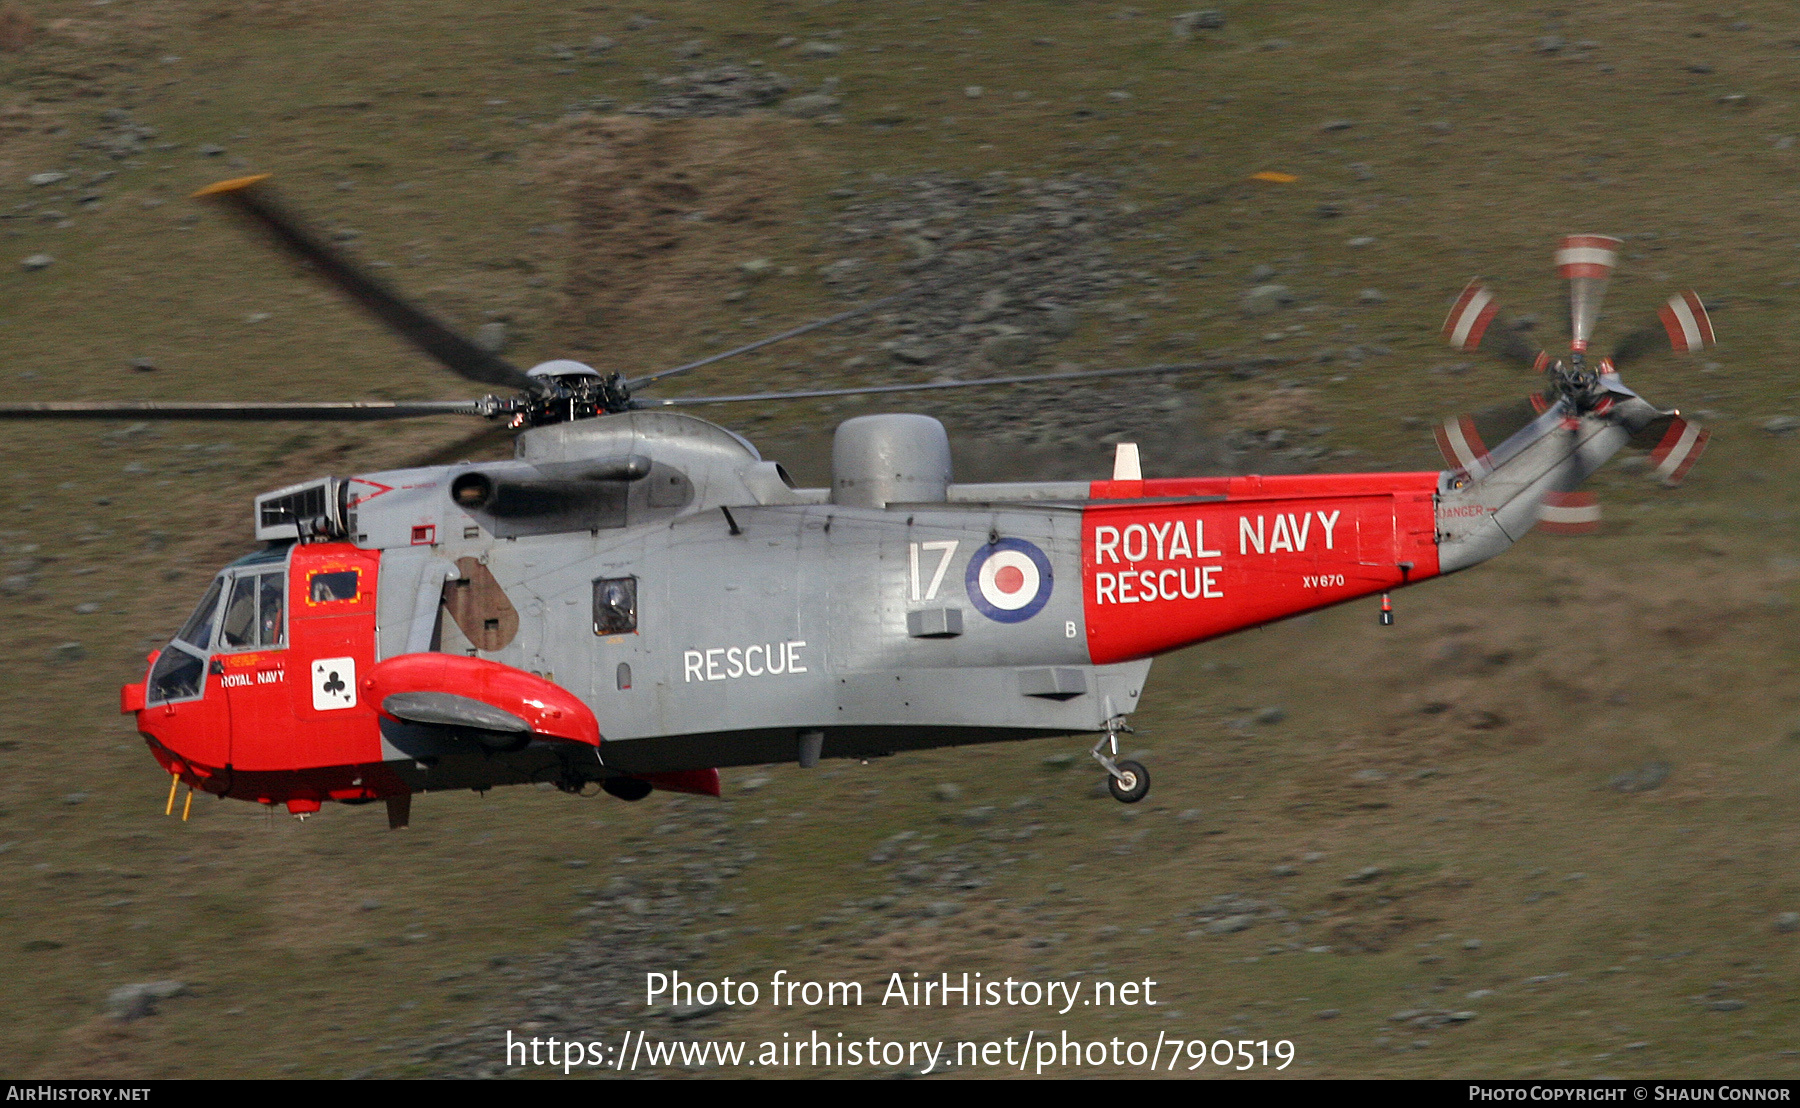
[308,569,359,603]
[593,576,638,636]
[175,578,224,652]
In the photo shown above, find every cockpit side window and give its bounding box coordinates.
[220,574,258,650]
[259,573,285,648]
[175,578,224,652]
[218,570,287,652]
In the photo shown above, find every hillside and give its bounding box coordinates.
[1,0,1798,1078]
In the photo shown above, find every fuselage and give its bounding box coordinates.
[123,408,1522,818]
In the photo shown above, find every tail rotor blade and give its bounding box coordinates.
[1633,414,1710,486]
[1657,290,1716,353]
[1538,489,1602,535]
[1556,234,1622,351]
[1432,397,1543,472]
[1442,279,1547,369]
[1609,290,1714,371]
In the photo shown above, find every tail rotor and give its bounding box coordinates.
[1434,234,1719,534]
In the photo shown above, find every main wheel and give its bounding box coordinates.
[602,777,653,802]
[1107,760,1150,804]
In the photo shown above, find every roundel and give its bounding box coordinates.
[965,538,1053,623]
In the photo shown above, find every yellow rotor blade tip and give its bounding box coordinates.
[192,174,272,199]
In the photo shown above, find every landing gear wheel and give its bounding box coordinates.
[602,777,653,802]
[1107,760,1150,804]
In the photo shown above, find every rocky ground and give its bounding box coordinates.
[4,0,1800,1081]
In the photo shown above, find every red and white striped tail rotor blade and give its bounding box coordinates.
[1648,416,1709,486]
[1434,414,1492,475]
[1442,279,1501,352]
[1538,490,1602,535]
[1556,234,1623,351]
[1656,290,1715,353]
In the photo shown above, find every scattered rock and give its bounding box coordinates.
[1040,753,1077,769]
[1319,120,1357,132]
[669,1001,728,1022]
[130,356,156,372]
[1358,288,1386,303]
[925,900,962,918]
[1206,914,1255,935]
[624,65,795,119]
[475,321,508,354]
[980,332,1038,368]
[1271,864,1298,877]
[1241,284,1295,316]
[1608,761,1671,793]
[1345,865,1384,883]
[958,806,995,826]
[1170,11,1225,38]
[27,171,65,187]
[779,93,841,119]
[20,254,53,271]
[587,36,615,54]
[798,41,843,58]
[1462,939,1482,951]
[106,981,186,1021]
[49,642,85,663]
[738,775,770,792]
[1762,416,1799,435]
[1709,999,1747,1012]
[196,143,226,157]
[1775,912,1799,933]
[1535,35,1565,54]
[1254,706,1287,725]
[931,783,963,803]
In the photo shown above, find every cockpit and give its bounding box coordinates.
[148,545,291,705]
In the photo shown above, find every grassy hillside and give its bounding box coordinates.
[2,0,1799,1078]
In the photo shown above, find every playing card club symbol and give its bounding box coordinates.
[311,656,357,711]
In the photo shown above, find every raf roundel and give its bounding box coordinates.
[966,538,1053,623]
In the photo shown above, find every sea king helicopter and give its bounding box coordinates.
[0,181,1715,828]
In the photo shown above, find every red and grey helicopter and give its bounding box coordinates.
[0,183,1714,827]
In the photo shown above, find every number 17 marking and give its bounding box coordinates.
[909,540,959,601]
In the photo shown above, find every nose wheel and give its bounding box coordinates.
[1091,719,1149,804]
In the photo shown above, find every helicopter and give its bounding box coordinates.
[0,182,1715,829]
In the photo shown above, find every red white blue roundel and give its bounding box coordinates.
[966,538,1053,623]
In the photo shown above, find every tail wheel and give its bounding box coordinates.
[602,777,652,802]
[1107,760,1150,804]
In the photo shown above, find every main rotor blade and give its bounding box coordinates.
[623,294,915,391]
[0,400,491,421]
[193,176,538,393]
[629,359,1296,407]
